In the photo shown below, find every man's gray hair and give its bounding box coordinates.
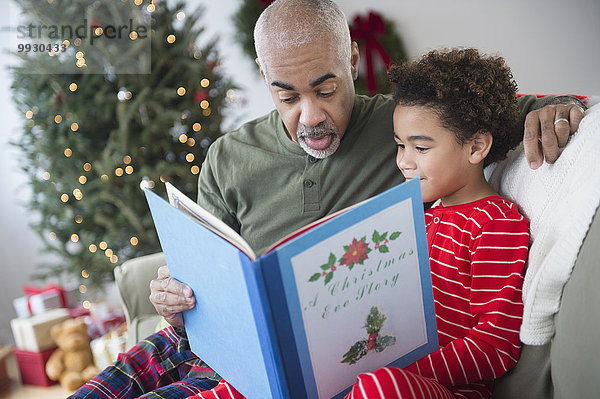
[254,0,352,73]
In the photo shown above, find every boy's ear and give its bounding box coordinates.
[468,130,493,165]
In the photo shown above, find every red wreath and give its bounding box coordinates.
[350,12,392,94]
[349,11,407,95]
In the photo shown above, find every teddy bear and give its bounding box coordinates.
[45,317,100,391]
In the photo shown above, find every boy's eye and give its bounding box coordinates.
[395,142,405,149]
[416,146,429,153]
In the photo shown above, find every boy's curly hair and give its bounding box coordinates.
[388,48,522,166]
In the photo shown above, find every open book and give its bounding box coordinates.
[144,178,438,399]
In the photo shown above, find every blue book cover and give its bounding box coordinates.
[144,178,438,399]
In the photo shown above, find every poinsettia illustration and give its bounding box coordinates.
[308,229,401,285]
[341,306,396,365]
[339,237,370,268]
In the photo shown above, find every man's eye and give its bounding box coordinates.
[416,146,429,153]
[280,96,298,104]
[319,91,334,98]
[395,142,405,149]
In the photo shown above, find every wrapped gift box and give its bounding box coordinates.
[13,284,79,318]
[13,347,57,386]
[91,325,127,371]
[10,308,71,352]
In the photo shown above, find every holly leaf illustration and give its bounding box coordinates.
[324,271,334,285]
[375,335,396,352]
[378,245,389,253]
[390,231,401,240]
[341,340,368,365]
[380,232,388,241]
[328,252,336,266]
[372,230,381,243]
[309,273,321,282]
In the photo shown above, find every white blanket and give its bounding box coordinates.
[487,103,600,345]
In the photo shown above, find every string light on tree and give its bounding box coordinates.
[117,87,132,102]
[12,0,235,287]
[140,177,155,190]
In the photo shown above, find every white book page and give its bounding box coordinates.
[165,182,256,260]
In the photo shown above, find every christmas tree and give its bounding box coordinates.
[10,0,235,289]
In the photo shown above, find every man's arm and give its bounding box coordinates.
[518,95,587,169]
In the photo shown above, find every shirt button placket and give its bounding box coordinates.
[303,155,320,212]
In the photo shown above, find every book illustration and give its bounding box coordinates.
[341,306,396,365]
[308,229,402,285]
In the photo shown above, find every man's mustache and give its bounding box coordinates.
[297,122,337,138]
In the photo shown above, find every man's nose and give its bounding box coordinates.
[298,98,326,127]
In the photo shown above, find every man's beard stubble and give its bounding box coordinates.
[296,120,341,159]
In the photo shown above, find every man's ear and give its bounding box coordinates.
[256,58,267,83]
[468,130,493,165]
[350,41,360,80]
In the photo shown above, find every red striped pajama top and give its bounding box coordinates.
[402,196,529,397]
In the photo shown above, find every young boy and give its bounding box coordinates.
[346,48,530,398]
[188,48,530,399]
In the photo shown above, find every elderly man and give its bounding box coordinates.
[71,1,585,398]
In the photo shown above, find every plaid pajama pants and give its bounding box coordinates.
[69,326,220,399]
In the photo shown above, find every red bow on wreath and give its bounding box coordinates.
[350,11,392,95]
[257,0,275,7]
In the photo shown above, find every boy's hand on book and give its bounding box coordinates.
[149,265,195,328]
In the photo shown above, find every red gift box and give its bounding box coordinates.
[13,347,57,386]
